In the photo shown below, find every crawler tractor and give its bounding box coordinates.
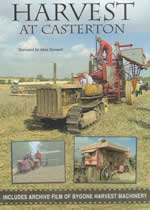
[33,40,149,133]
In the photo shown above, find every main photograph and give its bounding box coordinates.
[1,35,150,136]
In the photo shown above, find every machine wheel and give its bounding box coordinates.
[17,162,22,173]
[93,168,101,181]
[124,165,129,173]
[102,98,109,112]
[100,168,112,181]
[94,103,104,120]
[87,166,94,182]
[125,80,134,105]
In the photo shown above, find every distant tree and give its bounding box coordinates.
[26,78,34,82]
[12,142,32,168]
[129,155,136,169]
[8,80,11,84]
[64,77,71,81]
[36,74,49,81]
[0,80,5,84]
[19,78,25,82]
[36,74,44,81]
[142,77,150,83]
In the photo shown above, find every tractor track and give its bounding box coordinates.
[66,101,105,134]
[66,106,82,133]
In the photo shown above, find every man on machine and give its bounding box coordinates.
[97,37,113,65]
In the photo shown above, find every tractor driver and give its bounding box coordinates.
[80,71,94,86]
[97,37,113,66]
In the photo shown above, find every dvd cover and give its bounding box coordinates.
[0,0,150,209]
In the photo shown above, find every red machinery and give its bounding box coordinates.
[80,39,148,104]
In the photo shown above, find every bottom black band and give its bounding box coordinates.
[0,188,150,205]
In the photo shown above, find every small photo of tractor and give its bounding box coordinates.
[11,141,65,184]
[74,137,136,183]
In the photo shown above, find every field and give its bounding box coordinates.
[0,88,150,209]
[13,165,65,183]
[74,169,136,184]
[0,88,150,139]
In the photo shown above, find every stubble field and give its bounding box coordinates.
[0,87,150,210]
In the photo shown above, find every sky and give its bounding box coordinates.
[75,136,137,160]
[29,141,40,154]
[0,0,150,78]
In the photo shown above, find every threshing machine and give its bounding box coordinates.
[87,40,149,105]
[76,139,132,182]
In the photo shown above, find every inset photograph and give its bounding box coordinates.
[74,137,136,183]
[11,140,65,184]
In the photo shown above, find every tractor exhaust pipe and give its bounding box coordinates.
[53,63,56,84]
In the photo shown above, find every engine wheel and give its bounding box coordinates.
[87,166,94,182]
[125,80,134,105]
[101,98,109,112]
[100,168,112,181]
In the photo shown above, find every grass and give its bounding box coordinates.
[0,90,36,119]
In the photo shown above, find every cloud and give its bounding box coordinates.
[70,44,95,57]
[75,136,99,149]
[72,44,85,52]
[63,53,72,59]
[18,35,40,49]
[0,16,20,44]
[0,17,8,43]
[3,36,41,61]
[60,44,93,60]
[15,36,41,59]
[145,52,150,61]
[72,44,89,56]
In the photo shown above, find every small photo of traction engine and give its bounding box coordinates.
[74,137,136,183]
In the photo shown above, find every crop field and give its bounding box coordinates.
[0,88,150,209]
[74,170,136,184]
[13,165,65,183]
[0,89,150,140]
